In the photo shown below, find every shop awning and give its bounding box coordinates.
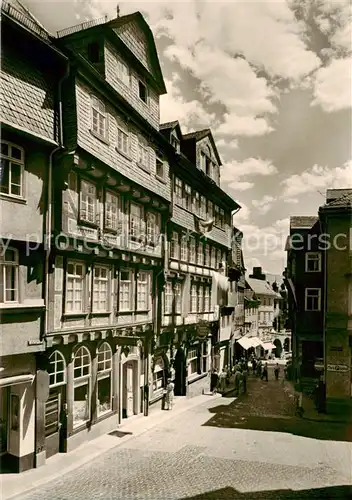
[262,342,275,350]
[0,374,34,387]
[236,337,252,350]
[249,337,263,348]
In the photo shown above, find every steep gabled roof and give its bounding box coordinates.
[159,121,182,141]
[246,278,280,297]
[322,190,352,209]
[290,216,318,229]
[182,128,222,166]
[160,120,180,131]
[326,188,352,203]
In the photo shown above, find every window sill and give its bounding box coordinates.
[156,175,167,184]
[103,227,119,235]
[0,194,27,204]
[188,372,208,384]
[136,309,151,314]
[115,148,132,162]
[90,311,111,316]
[63,312,88,318]
[137,162,151,174]
[0,302,45,313]
[89,129,110,145]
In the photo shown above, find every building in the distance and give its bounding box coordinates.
[157,122,240,398]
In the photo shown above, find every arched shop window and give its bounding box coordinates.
[153,358,165,391]
[48,351,66,387]
[97,343,113,416]
[73,346,91,428]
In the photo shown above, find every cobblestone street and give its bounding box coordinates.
[14,371,351,500]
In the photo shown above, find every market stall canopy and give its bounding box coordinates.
[237,336,263,350]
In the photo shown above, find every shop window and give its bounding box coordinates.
[91,96,107,140]
[153,359,165,391]
[0,247,19,303]
[97,343,112,416]
[48,351,66,387]
[187,348,198,375]
[93,265,109,312]
[80,180,97,225]
[0,141,24,198]
[66,262,85,313]
[73,346,91,428]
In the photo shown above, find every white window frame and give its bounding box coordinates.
[188,348,198,375]
[0,247,19,303]
[104,191,121,232]
[0,141,25,198]
[164,281,173,314]
[97,342,113,416]
[204,285,210,312]
[170,232,179,260]
[184,184,192,211]
[116,125,130,157]
[65,261,85,313]
[153,358,165,391]
[198,285,204,313]
[191,284,197,313]
[138,140,149,170]
[180,236,188,262]
[305,252,321,273]
[91,96,107,139]
[73,346,91,428]
[193,191,200,216]
[130,202,144,241]
[117,59,130,87]
[80,179,97,225]
[174,178,183,206]
[204,244,210,267]
[48,351,66,388]
[305,288,321,311]
[211,247,216,269]
[174,282,182,314]
[189,237,196,264]
[146,212,160,246]
[137,271,150,311]
[200,196,207,219]
[92,265,109,313]
[197,242,204,266]
[119,269,133,312]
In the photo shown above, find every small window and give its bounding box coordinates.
[138,81,148,103]
[190,284,197,313]
[174,178,183,206]
[93,266,109,313]
[184,184,192,211]
[80,180,96,224]
[66,262,85,313]
[0,248,19,303]
[189,237,196,264]
[180,235,188,262]
[137,271,150,310]
[87,42,100,63]
[117,59,130,87]
[130,202,143,241]
[119,269,133,311]
[91,96,107,139]
[138,141,149,170]
[105,191,121,232]
[305,288,321,311]
[164,281,173,314]
[153,359,165,391]
[170,232,179,260]
[171,136,180,153]
[305,252,321,272]
[156,156,164,180]
[174,282,182,314]
[146,212,160,247]
[0,142,24,198]
[116,126,129,156]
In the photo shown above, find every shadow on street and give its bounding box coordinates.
[178,484,352,499]
[203,370,352,442]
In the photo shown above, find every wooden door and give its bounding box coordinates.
[125,363,134,417]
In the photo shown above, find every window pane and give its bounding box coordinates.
[0,159,9,194]
[73,383,90,427]
[97,377,111,415]
[11,146,22,161]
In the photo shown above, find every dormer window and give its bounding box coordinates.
[138,81,148,104]
[206,157,212,177]
[117,59,130,87]
[171,136,180,153]
[87,42,100,63]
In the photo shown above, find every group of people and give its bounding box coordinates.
[210,359,249,397]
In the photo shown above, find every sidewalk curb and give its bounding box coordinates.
[2,394,224,500]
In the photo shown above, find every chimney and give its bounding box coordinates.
[116,4,120,17]
[249,267,266,281]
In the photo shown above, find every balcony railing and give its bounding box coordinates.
[57,16,108,38]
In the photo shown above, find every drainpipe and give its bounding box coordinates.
[44,61,70,337]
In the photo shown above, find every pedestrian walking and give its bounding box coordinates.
[219,368,227,393]
[252,357,257,375]
[256,359,262,378]
[274,363,280,381]
[233,365,242,396]
[164,378,174,410]
[210,369,219,395]
[242,365,248,394]
[261,362,268,382]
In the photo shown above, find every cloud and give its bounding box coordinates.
[160,75,216,132]
[233,202,251,224]
[281,160,352,198]
[221,158,278,183]
[252,195,276,215]
[283,198,299,204]
[312,57,352,112]
[215,138,239,151]
[227,181,254,192]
